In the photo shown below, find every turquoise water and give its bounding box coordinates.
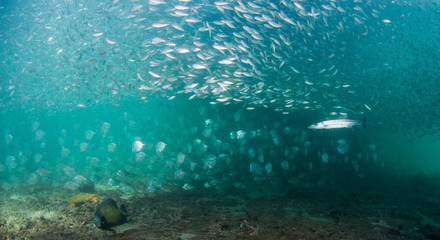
[2,96,364,192]
[1,0,439,192]
[1,0,440,238]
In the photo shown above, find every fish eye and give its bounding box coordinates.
[93,217,101,227]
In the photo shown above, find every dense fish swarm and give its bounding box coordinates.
[0,0,439,135]
[0,99,381,193]
[0,0,439,192]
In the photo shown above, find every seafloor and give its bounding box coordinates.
[1,175,439,240]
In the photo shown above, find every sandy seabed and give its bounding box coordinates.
[0,181,439,240]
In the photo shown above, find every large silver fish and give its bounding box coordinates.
[308,118,366,130]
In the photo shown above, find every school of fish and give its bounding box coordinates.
[0,0,439,191]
